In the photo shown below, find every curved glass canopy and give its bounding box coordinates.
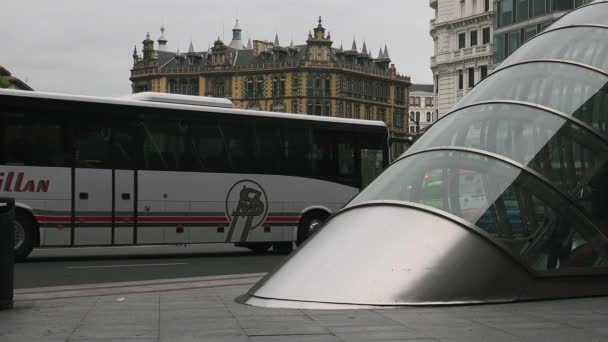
[498,27,608,72]
[456,62,608,137]
[241,0,608,308]
[407,103,608,199]
[549,1,608,30]
[349,149,608,272]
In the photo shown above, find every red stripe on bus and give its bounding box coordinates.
[35,215,300,224]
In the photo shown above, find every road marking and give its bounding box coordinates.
[68,262,188,269]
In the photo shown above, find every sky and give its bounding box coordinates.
[1,0,434,97]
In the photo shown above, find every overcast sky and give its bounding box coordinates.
[2,0,434,97]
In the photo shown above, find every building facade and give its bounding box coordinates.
[130,18,411,158]
[408,84,435,135]
[493,0,594,64]
[430,0,494,118]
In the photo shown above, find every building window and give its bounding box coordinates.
[354,104,360,119]
[393,110,403,127]
[494,34,505,63]
[501,0,513,27]
[533,0,546,16]
[468,68,475,88]
[410,126,416,133]
[377,108,385,123]
[425,97,432,107]
[345,103,352,118]
[256,78,265,98]
[291,100,299,113]
[324,102,331,116]
[470,31,478,46]
[416,97,421,106]
[524,25,537,41]
[482,27,491,44]
[553,0,574,11]
[458,70,464,90]
[508,30,520,55]
[458,33,466,49]
[426,112,431,122]
[480,65,488,80]
[485,0,490,11]
[435,75,439,93]
[409,111,414,121]
[517,0,529,22]
[409,96,415,106]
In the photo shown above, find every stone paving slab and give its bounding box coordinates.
[1,275,608,341]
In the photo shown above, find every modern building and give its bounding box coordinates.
[130,18,411,158]
[408,84,435,135]
[493,0,595,64]
[0,66,33,91]
[430,0,494,118]
[240,1,608,308]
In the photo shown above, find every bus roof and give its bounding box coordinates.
[0,89,387,128]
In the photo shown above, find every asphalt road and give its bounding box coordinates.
[14,244,289,289]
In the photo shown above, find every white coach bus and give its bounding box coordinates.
[0,89,389,260]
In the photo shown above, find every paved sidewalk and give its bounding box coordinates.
[2,274,608,341]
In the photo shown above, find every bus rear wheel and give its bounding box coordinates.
[296,211,329,246]
[14,211,35,262]
[237,242,272,253]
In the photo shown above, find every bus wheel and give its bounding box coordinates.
[296,211,329,247]
[14,211,35,262]
[272,242,293,254]
[238,242,272,253]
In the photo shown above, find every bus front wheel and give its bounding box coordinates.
[296,211,329,246]
[14,211,35,262]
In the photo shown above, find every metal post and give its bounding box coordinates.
[0,198,15,310]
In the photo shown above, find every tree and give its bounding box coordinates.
[0,77,10,89]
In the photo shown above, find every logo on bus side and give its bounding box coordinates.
[0,172,50,193]
[225,180,268,242]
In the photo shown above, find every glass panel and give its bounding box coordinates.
[221,122,254,173]
[524,25,537,41]
[533,0,546,16]
[508,31,520,55]
[456,63,608,137]
[517,0,530,21]
[502,0,514,26]
[494,34,505,63]
[253,124,283,174]
[190,121,228,172]
[75,123,111,169]
[348,150,608,272]
[550,2,608,28]
[499,27,608,72]
[553,0,575,11]
[407,103,608,197]
[139,120,187,171]
[1,115,69,167]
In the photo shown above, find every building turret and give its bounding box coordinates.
[305,16,333,63]
[142,32,154,60]
[374,43,392,70]
[157,26,168,51]
[132,45,139,65]
[228,19,245,49]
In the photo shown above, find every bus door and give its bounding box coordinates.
[73,124,113,245]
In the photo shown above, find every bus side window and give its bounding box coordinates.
[283,125,312,177]
[74,122,111,169]
[253,123,283,174]
[190,121,227,173]
[220,121,254,174]
[1,117,69,167]
[139,120,186,171]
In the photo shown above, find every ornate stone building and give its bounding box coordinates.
[130,18,411,158]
